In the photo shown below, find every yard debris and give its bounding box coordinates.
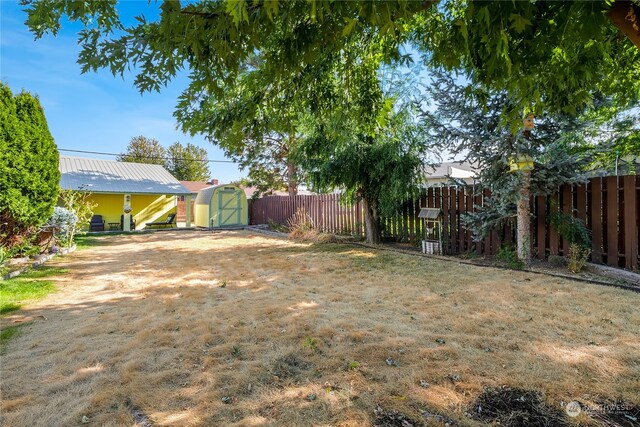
[373,405,424,427]
[323,381,339,392]
[12,315,46,323]
[583,400,640,426]
[125,399,154,427]
[269,353,313,382]
[385,358,399,367]
[417,408,465,427]
[470,387,572,427]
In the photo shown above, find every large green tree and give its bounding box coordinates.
[176,54,302,196]
[420,74,596,260]
[165,142,210,181]
[0,83,60,251]
[118,136,210,181]
[294,49,431,243]
[578,106,640,173]
[117,135,166,165]
[416,1,640,119]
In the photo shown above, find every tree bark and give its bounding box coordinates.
[607,1,640,49]
[362,196,381,244]
[287,160,298,197]
[517,170,531,263]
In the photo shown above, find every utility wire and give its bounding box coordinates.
[58,148,238,164]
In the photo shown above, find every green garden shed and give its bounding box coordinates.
[194,184,248,228]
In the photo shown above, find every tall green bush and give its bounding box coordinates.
[0,83,60,251]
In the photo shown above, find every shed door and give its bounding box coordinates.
[217,189,241,226]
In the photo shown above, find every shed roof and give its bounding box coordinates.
[195,184,243,204]
[59,155,192,195]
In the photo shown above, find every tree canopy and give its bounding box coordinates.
[22,0,640,123]
[293,46,432,243]
[0,83,60,251]
[20,0,640,243]
[166,142,210,181]
[117,135,167,165]
[176,52,302,196]
[117,136,210,181]
[420,74,594,242]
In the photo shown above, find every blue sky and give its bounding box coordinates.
[0,1,243,183]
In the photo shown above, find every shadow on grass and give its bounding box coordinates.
[74,235,116,250]
[0,266,66,315]
[0,324,23,354]
[1,230,638,426]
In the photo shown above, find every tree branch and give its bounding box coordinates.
[607,0,640,49]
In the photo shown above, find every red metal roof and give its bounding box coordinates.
[179,181,215,193]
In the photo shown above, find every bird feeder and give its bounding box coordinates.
[418,208,442,255]
[523,113,535,130]
[508,155,534,172]
[509,113,536,172]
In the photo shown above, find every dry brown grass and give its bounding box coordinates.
[0,230,638,427]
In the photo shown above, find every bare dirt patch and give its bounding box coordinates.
[0,230,638,426]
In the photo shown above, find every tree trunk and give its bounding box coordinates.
[362,196,382,244]
[287,160,298,197]
[516,170,531,263]
[607,1,640,49]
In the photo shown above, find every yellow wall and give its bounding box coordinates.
[84,193,177,231]
[194,203,210,228]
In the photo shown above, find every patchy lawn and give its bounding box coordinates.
[0,266,66,314]
[0,230,638,427]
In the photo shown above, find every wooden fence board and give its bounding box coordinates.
[548,192,560,255]
[606,176,618,267]
[458,188,466,252]
[561,185,573,256]
[475,191,483,255]
[536,195,546,260]
[466,187,473,251]
[623,176,637,270]
[591,178,603,263]
[449,187,457,253]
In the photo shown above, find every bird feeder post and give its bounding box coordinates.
[511,113,536,264]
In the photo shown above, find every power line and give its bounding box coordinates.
[58,148,238,164]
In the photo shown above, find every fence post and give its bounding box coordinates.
[561,184,573,256]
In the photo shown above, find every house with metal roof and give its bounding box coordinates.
[59,155,195,231]
[423,161,478,187]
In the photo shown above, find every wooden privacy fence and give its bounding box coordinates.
[249,193,366,236]
[249,175,639,270]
